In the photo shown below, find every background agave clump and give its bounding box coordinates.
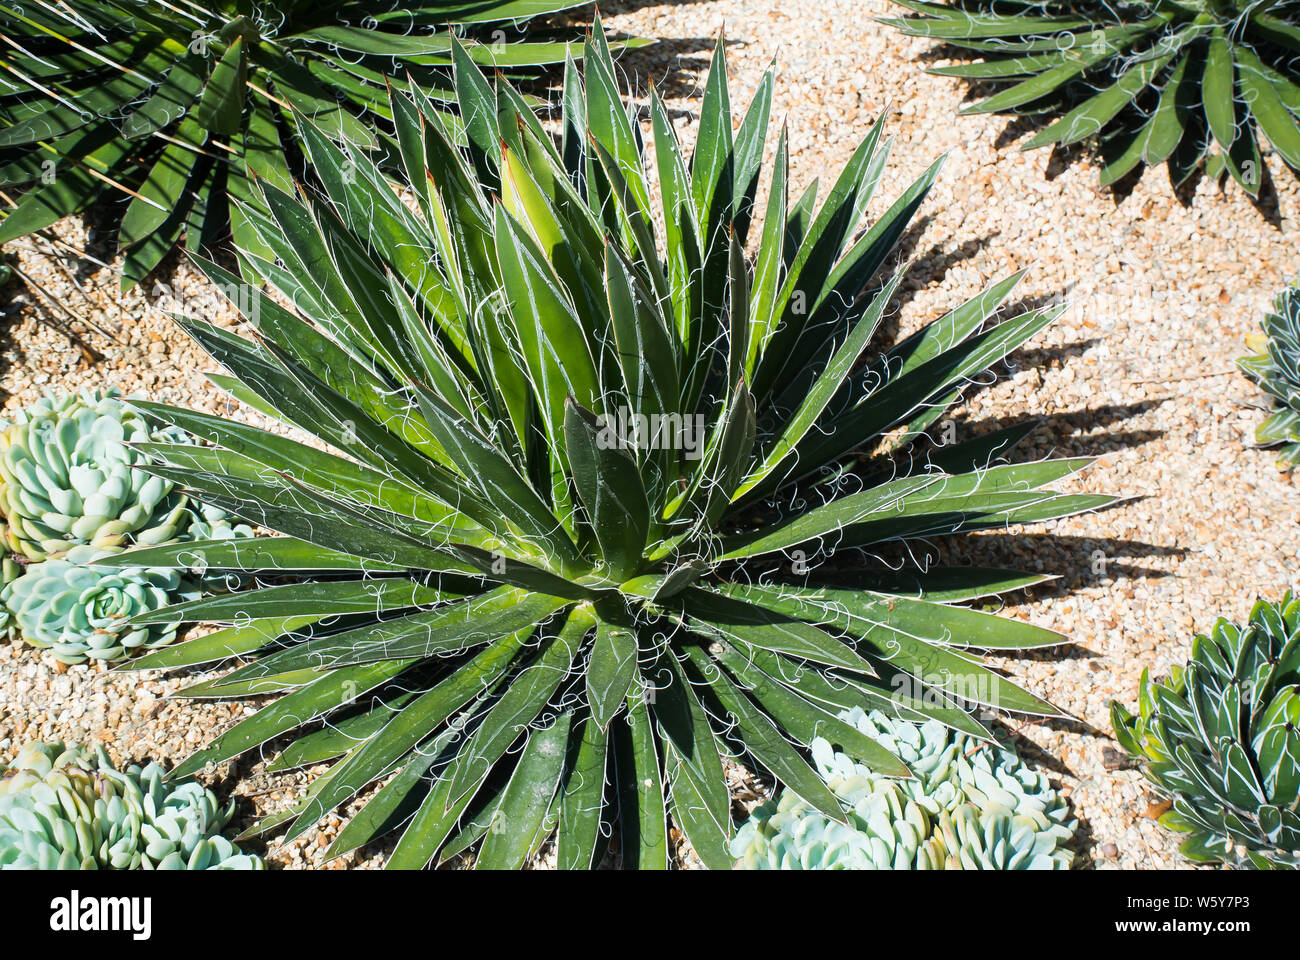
[1239,282,1300,469]
[0,741,261,869]
[100,22,1115,869]
[731,707,1075,869]
[1112,594,1300,869]
[0,389,249,560]
[881,0,1300,193]
[1,544,199,664]
[0,0,631,287]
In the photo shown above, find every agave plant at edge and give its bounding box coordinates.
[881,0,1300,194]
[1239,281,1300,469]
[99,21,1115,869]
[0,0,640,286]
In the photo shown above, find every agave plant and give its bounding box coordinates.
[881,0,1300,193]
[731,707,1075,869]
[0,389,251,561]
[1,544,200,665]
[1112,594,1300,869]
[99,22,1113,869]
[0,0,636,287]
[1239,281,1300,469]
[0,740,262,869]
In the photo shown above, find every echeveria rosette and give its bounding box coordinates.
[98,23,1113,870]
[0,390,251,561]
[0,741,261,870]
[1,544,199,665]
[0,0,645,288]
[881,0,1300,194]
[1111,594,1300,869]
[731,708,1076,869]
[1238,282,1300,469]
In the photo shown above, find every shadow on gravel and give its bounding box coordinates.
[951,531,1187,589]
[1007,337,1099,373]
[953,400,1168,456]
[554,1,720,102]
[891,223,1004,315]
[606,35,725,102]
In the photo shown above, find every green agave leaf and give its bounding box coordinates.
[1203,30,1237,150]
[443,606,592,809]
[385,735,489,869]
[564,400,651,581]
[124,616,323,672]
[613,690,669,869]
[680,588,875,675]
[1237,46,1300,170]
[171,660,414,780]
[709,638,912,777]
[128,576,456,626]
[556,715,609,869]
[723,582,1063,716]
[650,650,732,816]
[91,536,399,573]
[324,741,442,860]
[191,36,246,137]
[271,689,421,772]
[118,130,203,251]
[474,711,573,868]
[680,644,846,822]
[283,627,539,841]
[585,621,639,732]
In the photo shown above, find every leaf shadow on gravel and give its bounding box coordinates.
[865,216,1003,345]
[603,35,729,103]
[944,530,1185,598]
[889,218,1007,316]
[948,399,1168,458]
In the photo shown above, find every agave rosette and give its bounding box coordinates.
[1239,282,1300,469]
[1112,594,1300,869]
[0,0,640,286]
[102,23,1114,869]
[881,0,1300,193]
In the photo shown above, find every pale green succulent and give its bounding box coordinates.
[0,545,199,665]
[0,741,261,870]
[0,390,251,561]
[731,708,1075,869]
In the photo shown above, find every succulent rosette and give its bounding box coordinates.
[0,740,261,870]
[1112,594,1300,869]
[0,390,250,562]
[1239,282,1300,470]
[0,544,199,665]
[731,708,1075,869]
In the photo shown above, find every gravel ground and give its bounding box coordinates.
[2,0,1298,870]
